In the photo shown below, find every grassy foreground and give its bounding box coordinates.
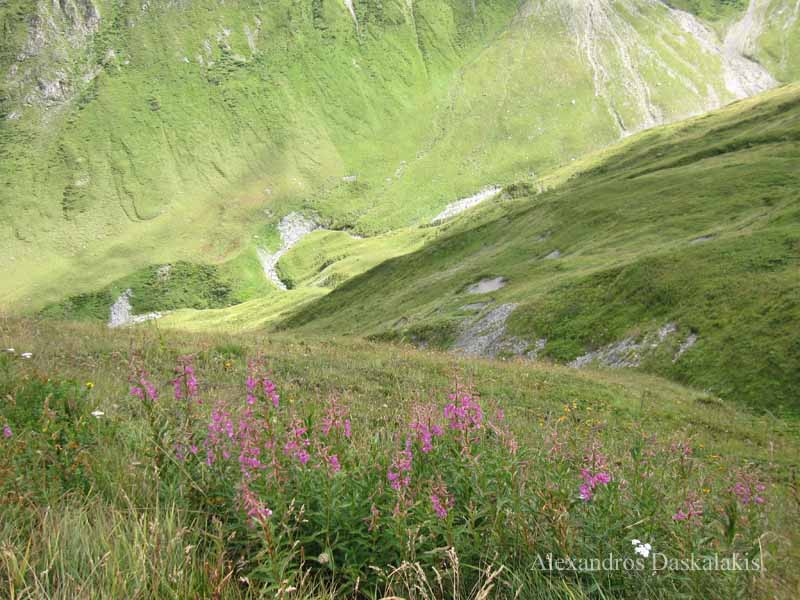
[0,317,798,599]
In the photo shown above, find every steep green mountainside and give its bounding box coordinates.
[2,0,798,312]
[280,84,800,413]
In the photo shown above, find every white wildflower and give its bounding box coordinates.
[21,352,32,359]
[91,410,105,418]
[632,541,653,558]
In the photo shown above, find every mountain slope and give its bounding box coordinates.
[1,0,797,313]
[281,84,800,413]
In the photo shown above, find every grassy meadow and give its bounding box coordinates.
[1,317,798,598]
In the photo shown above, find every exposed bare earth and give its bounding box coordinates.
[108,289,163,329]
[431,187,502,224]
[453,303,528,358]
[257,213,319,291]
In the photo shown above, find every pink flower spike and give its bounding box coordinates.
[2,424,11,439]
[579,484,593,502]
[593,472,611,485]
[328,454,341,473]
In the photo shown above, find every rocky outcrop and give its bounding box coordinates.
[108,290,163,328]
[453,303,528,358]
[257,213,319,290]
[5,0,102,113]
[431,187,502,224]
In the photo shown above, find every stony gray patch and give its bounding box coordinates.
[156,264,172,282]
[257,212,318,290]
[570,322,679,369]
[673,334,698,362]
[7,0,101,111]
[544,250,562,260]
[431,187,502,224]
[453,304,527,358]
[526,338,548,359]
[466,277,507,295]
[108,289,163,329]
[461,302,489,312]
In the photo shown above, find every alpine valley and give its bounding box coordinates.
[1,1,799,598]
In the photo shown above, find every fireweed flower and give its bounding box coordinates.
[320,396,351,438]
[2,424,11,438]
[205,401,236,465]
[246,361,280,408]
[409,403,444,453]
[263,378,279,408]
[173,356,199,402]
[486,405,519,454]
[283,419,311,466]
[578,447,611,502]
[240,484,272,526]
[672,493,703,523]
[730,472,767,506]
[670,439,693,458]
[444,391,484,432]
[327,454,341,473]
[388,438,414,491]
[129,363,158,402]
[430,481,454,519]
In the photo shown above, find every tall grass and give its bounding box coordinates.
[1,320,797,598]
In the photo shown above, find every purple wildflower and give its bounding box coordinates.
[388,438,414,491]
[578,447,612,502]
[2,424,11,439]
[430,481,454,519]
[240,484,272,525]
[320,396,350,437]
[730,472,768,506]
[283,419,311,466]
[409,403,444,453]
[172,356,199,402]
[672,493,703,523]
[444,392,484,432]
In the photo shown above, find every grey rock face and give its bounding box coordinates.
[108,289,163,329]
[257,213,319,290]
[6,0,102,111]
[453,303,528,358]
[570,322,680,369]
[431,187,502,224]
[465,277,507,295]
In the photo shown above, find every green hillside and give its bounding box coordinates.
[3,1,800,596]
[2,0,798,313]
[281,84,800,413]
